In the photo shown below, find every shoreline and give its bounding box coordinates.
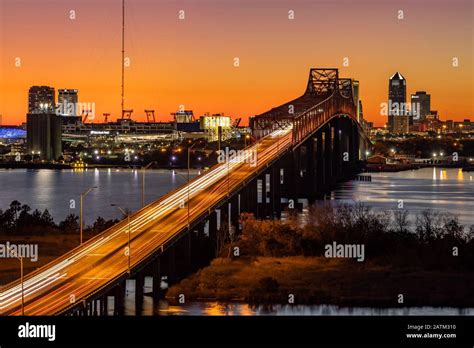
[365,163,473,173]
[167,257,474,308]
[1,162,473,173]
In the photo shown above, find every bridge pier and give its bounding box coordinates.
[114,282,125,316]
[323,127,332,188]
[290,148,300,212]
[255,176,264,219]
[151,258,162,299]
[101,295,108,316]
[91,299,98,316]
[333,118,342,183]
[306,136,317,203]
[272,164,282,219]
[248,177,260,219]
[229,195,239,235]
[317,131,325,189]
[135,272,145,315]
[164,246,177,285]
[208,210,218,257]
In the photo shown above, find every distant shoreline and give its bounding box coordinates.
[365,163,474,173]
[0,163,205,170]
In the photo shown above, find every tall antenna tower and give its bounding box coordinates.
[121,0,125,118]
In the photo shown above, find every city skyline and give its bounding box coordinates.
[0,0,472,126]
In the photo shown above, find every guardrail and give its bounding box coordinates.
[292,91,357,145]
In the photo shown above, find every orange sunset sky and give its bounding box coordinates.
[0,0,472,126]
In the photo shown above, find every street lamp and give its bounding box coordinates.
[172,170,191,234]
[8,247,24,315]
[80,186,97,244]
[187,143,197,231]
[227,152,230,197]
[142,161,157,208]
[111,204,131,274]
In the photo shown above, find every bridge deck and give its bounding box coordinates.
[0,128,293,315]
[1,68,367,316]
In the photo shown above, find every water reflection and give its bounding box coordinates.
[331,168,474,227]
[121,290,474,316]
[0,169,199,225]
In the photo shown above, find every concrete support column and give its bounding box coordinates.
[152,257,162,299]
[272,163,282,219]
[208,210,218,257]
[324,126,333,186]
[135,272,145,315]
[114,282,125,316]
[166,247,176,285]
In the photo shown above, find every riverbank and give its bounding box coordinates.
[0,234,79,284]
[167,256,474,307]
[365,163,473,173]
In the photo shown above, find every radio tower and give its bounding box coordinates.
[121,0,125,119]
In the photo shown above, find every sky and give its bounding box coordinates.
[0,0,472,126]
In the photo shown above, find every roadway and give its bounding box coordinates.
[0,127,293,315]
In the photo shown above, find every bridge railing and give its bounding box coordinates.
[292,91,357,145]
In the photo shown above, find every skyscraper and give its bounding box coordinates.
[410,91,431,122]
[58,89,79,116]
[28,86,55,114]
[387,72,406,132]
[26,112,62,161]
[27,86,61,160]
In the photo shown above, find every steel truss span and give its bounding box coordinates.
[0,68,369,315]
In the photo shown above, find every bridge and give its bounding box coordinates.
[0,68,371,316]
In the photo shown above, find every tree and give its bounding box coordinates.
[415,210,443,241]
[40,209,55,228]
[393,209,410,234]
[442,214,464,240]
[59,214,79,234]
[8,200,22,221]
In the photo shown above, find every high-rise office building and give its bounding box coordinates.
[28,86,55,114]
[410,91,430,122]
[26,113,62,161]
[392,114,409,134]
[387,72,407,132]
[58,89,79,116]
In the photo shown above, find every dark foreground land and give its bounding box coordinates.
[168,256,474,307]
[169,204,474,307]
[0,200,117,285]
[0,234,78,284]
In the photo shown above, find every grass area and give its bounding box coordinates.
[0,234,78,285]
[167,256,474,307]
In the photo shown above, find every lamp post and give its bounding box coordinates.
[111,204,131,274]
[8,247,24,315]
[172,141,195,234]
[142,161,157,208]
[187,143,197,233]
[227,153,230,196]
[80,186,97,245]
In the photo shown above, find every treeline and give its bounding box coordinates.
[236,203,474,269]
[374,138,474,159]
[0,200,118,236]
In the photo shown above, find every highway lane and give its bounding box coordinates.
[0,127,293,315]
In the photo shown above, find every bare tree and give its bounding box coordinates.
[415,210,443,241]
[393,209,410,234]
